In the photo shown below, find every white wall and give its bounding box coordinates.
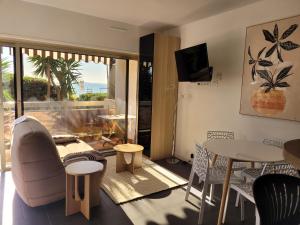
[168,0,300,162]
[0,0,140,53]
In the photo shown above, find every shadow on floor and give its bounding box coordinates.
[146,207,198,225]
[0,172,133,225]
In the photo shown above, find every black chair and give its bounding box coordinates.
[253,174,300,225]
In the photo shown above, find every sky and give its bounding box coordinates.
[1,47,108,84]
[23,55,108,84]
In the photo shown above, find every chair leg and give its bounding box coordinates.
[255,207,260,225]
[235,193,240,207]
[209,184,215,202]
[185,170,195,201]
[240,196,245,221]
[198,181,209,225]
[222,188,230,224]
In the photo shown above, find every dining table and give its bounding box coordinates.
[202,139,284,225]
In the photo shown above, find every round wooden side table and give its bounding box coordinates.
[65,160,103,220]
[284,139,300,174]
[113,143,144,173]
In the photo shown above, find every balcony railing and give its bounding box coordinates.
[3,100,108,111]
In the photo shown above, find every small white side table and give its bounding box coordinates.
[65,161,103,220]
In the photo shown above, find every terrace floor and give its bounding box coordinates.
[4,109,133,164]
[0,159,255,225]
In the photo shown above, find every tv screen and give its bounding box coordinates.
[175,43,212,82]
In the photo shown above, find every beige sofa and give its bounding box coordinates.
[11,116,106,207]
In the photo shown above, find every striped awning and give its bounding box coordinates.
[21,48,112,66]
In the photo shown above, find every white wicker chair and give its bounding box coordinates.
[206,131,246,202]
[223,163,298,225]
[223,138,298,225]
[185,144,243,224]
[241,138,285,181]
[233,138,285,208]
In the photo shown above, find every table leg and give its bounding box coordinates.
[212,154,219,166]
[66,174,80,216]
[74,175,80,201]
[217,158,233,225]
[134,151,143,168]
[116,151,127,173]
[81,174,90,220]
[90,172,101,207]
[130,152,136,173]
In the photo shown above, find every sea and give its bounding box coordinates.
[73,82,107,96]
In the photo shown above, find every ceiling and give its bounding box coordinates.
[22,0,262,30]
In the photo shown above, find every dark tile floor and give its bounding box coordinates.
[0,159,255,225]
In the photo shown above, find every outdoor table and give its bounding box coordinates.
[97,114,136,137]
[203,139,284,225]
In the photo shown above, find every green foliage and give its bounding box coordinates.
[2,73,14,101]
[23,76,51,101]
[28,56,82,100]
[3,74,59,101]
[3,90,13,101]
[52,58,82,99]
[1,57,11,74]
[3,72,13,83]
[78,93,107,101]
[28,56,58,77]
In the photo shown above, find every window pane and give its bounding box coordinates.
[0,46,15,169]
[101,59,126,145]
[22,49,131,152]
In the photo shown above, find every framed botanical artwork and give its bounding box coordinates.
[240,15,300,121]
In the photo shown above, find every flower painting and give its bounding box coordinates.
[240,15,300,121]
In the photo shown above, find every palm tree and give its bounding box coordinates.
[28,56,58,100]
[1,57,11,74]
[52,58,81,100]
[1,56,14,101]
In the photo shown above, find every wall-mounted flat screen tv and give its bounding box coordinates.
[175,43,213,82]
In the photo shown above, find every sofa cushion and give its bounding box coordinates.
[63,150,107,167]
[52,134,78,144]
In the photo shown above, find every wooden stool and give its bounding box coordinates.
[65,161,103,220]
[113,144,144,173]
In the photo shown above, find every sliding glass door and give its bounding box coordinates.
[20,48,135,151]
[0,44,137,171]
[0,46,16,170]
[128,60,138,144]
